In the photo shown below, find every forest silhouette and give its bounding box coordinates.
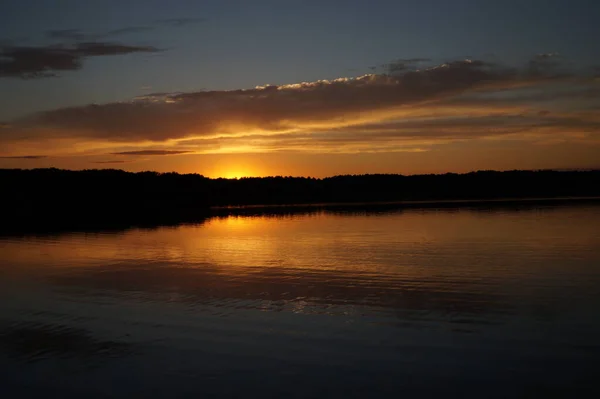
[2,168,599,234]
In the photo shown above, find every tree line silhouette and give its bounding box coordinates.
[1,168,599,233]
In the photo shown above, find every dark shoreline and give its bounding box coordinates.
[211,195,600,211]
[209,195,600,219]
[2,196,599,238]
[2,168,600,235]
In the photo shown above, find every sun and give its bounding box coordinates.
[205,156,268,179]
[221,170,248,179]
[213,163,262,179]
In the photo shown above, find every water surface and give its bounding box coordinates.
[1,204,599,397]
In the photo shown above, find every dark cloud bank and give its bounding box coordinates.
[17,56,600,139]
[1,54,598,157]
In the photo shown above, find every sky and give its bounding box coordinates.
[1,0,599,178]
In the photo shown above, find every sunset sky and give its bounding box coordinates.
[1,0,599,178]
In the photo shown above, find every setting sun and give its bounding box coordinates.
[221,171,248,179]
[213,165,261,179]
[207,157,267,179]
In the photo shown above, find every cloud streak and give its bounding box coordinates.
[0,155,47,159]
[154,18,206,27]
[111,150,193,156]
[0,42,160,78]
[45,19,201,42]
[1,16,204,79]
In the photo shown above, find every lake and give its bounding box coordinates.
[1,203,599,398]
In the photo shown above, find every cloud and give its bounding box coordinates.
[92,160,130,164]
[104,26,155,37]
[0,155,47,159]
[381,58,432,73]
[0,42,160,78]
[154,18,205,27]
[167,108,600,154]
[47,26,155,42]
[0,45,82,78]
[369,58,432,73]
[2,56,599,157]
[527,52,566,77]
[44,17,204,42]
[74,42,159,57]
[111,150,193,156]
[1,16,206,78]
[19,58,570,139]
[46,29,89,41]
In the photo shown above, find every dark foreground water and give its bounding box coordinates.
[1,203,600,398]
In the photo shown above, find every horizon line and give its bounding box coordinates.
[2,166,599,180]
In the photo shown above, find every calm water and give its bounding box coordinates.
[1,204,600,398]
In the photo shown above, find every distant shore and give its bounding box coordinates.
[212,195,600,211]
[2,196,599,237]
[2,168,600,235]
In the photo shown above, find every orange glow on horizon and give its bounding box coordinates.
[207,160,266,179]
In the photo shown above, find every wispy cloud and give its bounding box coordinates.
[0,155,47,159]
[0,42,160,78]
[104,26,156,37]
[46,29,89,41]
[373,58,432,73]
[153,18,206,27]
[111,150,193,156]
[1,16,204,79]
[45,17,204,41]
[47,26,155,41]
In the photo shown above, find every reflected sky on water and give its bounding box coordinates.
[1,204,599,398]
